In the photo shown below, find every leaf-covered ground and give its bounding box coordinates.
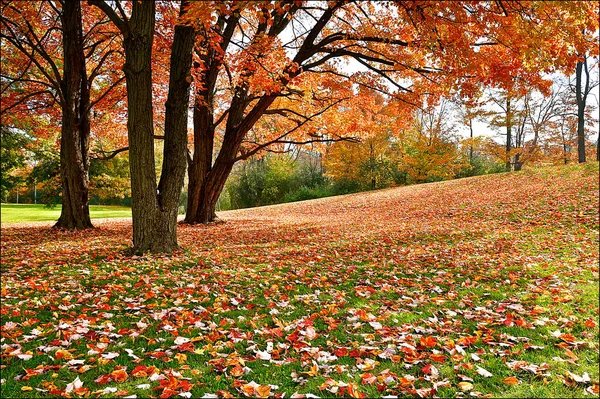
[1,163,598,398]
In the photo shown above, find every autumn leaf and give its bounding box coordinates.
[459,382,474,391]
[110,369,128,383]
[502,376,520,385]
[420,336,438,348]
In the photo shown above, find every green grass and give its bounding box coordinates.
[0,204,131,224]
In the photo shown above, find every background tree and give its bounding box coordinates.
[452,92,489,169]
[401,98,468,183]
[0,125,31,201]
[574,56,599,163]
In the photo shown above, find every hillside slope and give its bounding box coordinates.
[184,163,599,254]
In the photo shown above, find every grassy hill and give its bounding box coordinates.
[1,163,598,398]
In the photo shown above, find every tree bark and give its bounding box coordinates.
[184,102,215,223]
[120,0,159,252]
[155,11,195,248]
[55,0,93,230]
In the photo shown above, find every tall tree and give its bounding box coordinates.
[57,0,92,228]
[92,0,195,253]
[182,1,599,224]
[1,1,123,229]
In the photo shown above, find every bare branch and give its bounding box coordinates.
[90,146,129,160]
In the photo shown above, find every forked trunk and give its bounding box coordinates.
[120,0,194,253]
[513,153,522,171]
[55,0,92,230]
[186,160,231,224]
[185,105,215,223]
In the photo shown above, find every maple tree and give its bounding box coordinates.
[452,92,489,167]
[403,99,469,182]
[323,89,399,189]
[179,0,599,225]
[1,1,124,228]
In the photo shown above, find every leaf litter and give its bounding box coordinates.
[1,165,598,397]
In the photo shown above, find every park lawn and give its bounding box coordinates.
[0,163,598,398]
[0,204,131,224]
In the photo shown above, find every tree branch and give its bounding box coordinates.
[234,97,348,162]
[89,0,128,34]
[90,146,129,160]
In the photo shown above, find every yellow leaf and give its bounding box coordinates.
[255,385,271,398]
[459,382,473,391]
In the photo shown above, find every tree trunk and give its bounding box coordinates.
[185,105,215,223]
[505,98,512,172]
[185,85,251,224]
[575,60,587,163]
[186,134,238,224]
[120,0,195,253]
[195,161,232,224]
[156,12,195,247]
[55,0,93,230]
[121,0,159,252]
[468,118,473,164]
[514,153,522,171]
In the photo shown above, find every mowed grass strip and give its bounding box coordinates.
[0,163,598,398]
[0,204,131,224]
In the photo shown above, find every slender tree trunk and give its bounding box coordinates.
[121,0,195,253]
[156,13,195,246]
[55,0,92,230]
[468,118,473,164]
[513,109,527,172]
[575,59,588,163]
[505,98,512,172]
